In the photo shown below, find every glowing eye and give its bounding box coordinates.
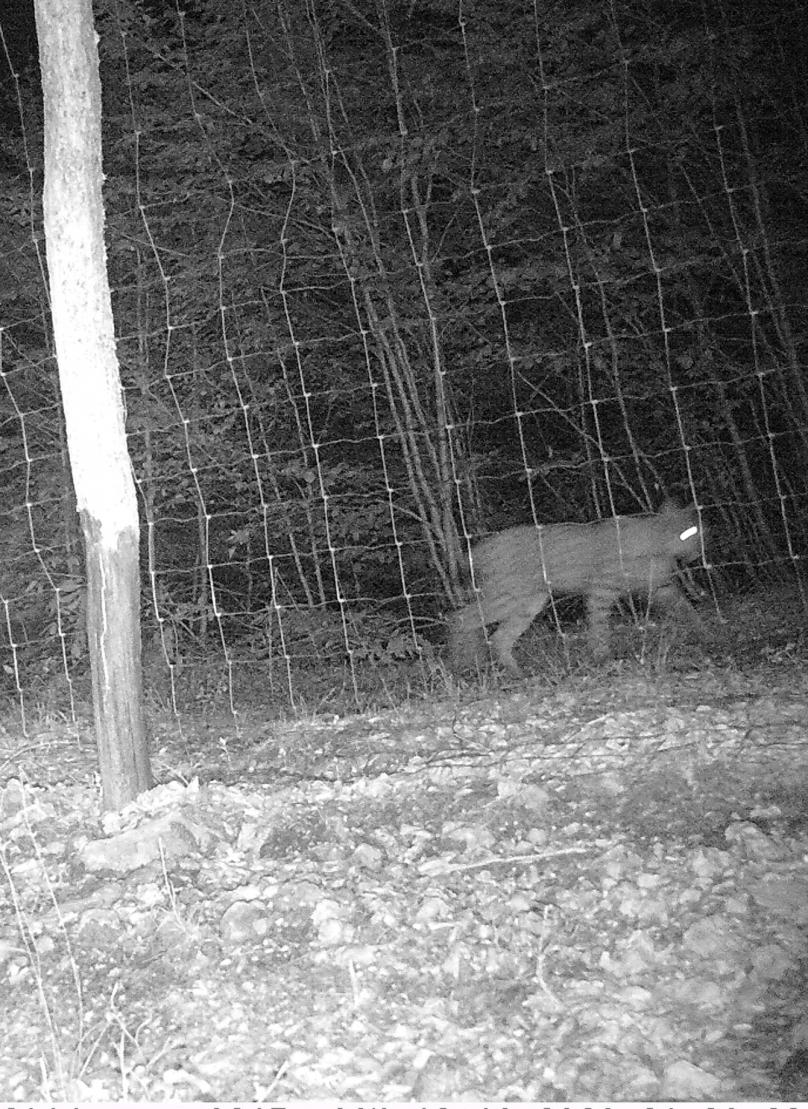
[679,526,698,541]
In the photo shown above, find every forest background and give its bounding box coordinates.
[0,0,805,707]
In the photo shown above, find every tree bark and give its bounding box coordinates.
[35,0,152,809]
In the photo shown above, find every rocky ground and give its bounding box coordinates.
[1,600,807,1101]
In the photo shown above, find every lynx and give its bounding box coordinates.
[449,501,706,675]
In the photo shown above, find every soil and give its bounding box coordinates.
[1,640,807,1101]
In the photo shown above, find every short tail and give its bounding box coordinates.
[447,603,486,672]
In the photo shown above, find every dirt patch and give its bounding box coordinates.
[1,659,807,1100]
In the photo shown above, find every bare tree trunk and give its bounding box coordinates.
[36,0,152,809]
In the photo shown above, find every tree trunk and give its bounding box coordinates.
[35,0,152,809]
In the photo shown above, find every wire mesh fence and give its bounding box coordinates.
[0,0,806,723]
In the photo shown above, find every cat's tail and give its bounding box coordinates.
[447,603,486,672]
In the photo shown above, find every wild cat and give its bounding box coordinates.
[449,501,706,675]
